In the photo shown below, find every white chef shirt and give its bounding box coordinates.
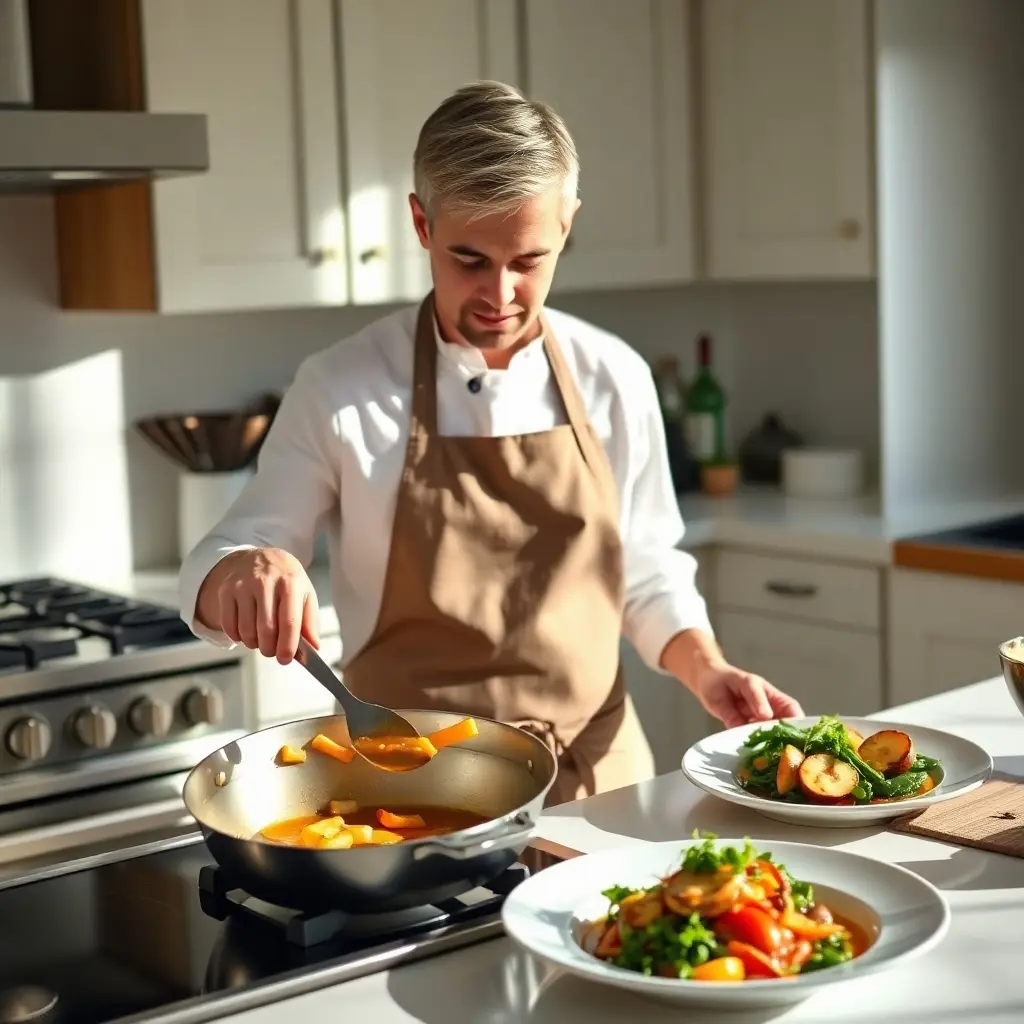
[177,303,713,674]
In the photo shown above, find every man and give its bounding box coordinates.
[179,81,802,805]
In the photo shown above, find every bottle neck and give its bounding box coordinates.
[697,334,712,369]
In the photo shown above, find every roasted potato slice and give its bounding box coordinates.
[798,752,859,803]
[858,729,914,776]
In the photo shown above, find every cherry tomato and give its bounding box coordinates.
[725,940,784,978]
[691,956,746,982]
[713,906,786,954]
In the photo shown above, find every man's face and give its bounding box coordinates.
[409,188,577,351]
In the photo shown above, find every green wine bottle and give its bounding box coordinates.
[684,334,726,464]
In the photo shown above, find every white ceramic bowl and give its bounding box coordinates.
[681,716,993,828]
[782,447,864,498]
[502,838,950,1011]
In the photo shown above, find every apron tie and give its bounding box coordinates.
[513,719,593,806]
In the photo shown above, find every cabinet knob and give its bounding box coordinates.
[6,716,52,761]
[358,245,388,264]
[309,245,342,266]
[838,218,861,240]
[72,705,117,750]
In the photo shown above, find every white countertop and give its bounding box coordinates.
[221,675,1024,1024]
[676,486,1024,564]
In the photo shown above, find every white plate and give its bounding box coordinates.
[502,838,950,1011]
[681,716,993,827]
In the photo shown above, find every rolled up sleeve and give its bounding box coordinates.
[177,357,339,644]
[618,370,713,673]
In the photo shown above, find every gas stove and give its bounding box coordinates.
[0,576,249,856]
[0,833,546,1024]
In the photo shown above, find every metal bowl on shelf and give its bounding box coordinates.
[998,637,1024,717]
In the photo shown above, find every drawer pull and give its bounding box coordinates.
[764,581,818,598]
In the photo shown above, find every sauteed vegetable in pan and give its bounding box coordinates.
[183,709,556,912]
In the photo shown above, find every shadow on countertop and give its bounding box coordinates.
[385,942,802,1024]
[897,845,1024,891]
[568,777,877,849]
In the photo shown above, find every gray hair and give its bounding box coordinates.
[413,80,579,221]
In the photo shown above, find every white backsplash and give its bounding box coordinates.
[0,196,878,574]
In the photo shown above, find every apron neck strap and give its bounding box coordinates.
[538,312,592,441]
[410,296,599,468]
[411,296,440,437]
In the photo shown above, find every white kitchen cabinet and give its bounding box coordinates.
[523,0,697,292]
[888,568,1018,707]
[142,0,349,312]
[715,609,884,716]
[337,0,518,304]
[700,0,875,279]
[620,637,715,777]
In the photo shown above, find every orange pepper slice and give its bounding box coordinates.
[427,717,479,751]
[311,733,357,763]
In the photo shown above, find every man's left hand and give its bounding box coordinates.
[696,664,804,729]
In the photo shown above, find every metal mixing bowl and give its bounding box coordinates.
[998,637,1024,716]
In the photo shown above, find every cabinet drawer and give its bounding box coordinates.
[716,610,884,716]
[715,550,880,630]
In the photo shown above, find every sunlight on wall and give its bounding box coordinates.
[347,183,392,305]
[313,206,349,305]
[0,350,133,588]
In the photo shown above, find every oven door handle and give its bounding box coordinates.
[0,798,198,877]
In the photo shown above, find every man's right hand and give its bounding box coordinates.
[195,548,320,664]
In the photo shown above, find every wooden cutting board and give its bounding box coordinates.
[890,774,1024,858]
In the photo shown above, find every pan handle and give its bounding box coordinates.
[411,811,535,862]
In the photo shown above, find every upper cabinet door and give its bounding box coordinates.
[523,0,697,293]
[337,0,518,305]
[142,0,349,312]
[701,0,875,280]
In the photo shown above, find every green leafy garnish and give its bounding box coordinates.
[735,715,941,803]
[613,911,721,977]
[680,830,760,874]
[800,932,854,973]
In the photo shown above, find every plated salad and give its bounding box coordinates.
[579,835,867,981]
[736,715,942,805]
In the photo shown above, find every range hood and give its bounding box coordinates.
[0,0,209,193]
[0,109,209,192]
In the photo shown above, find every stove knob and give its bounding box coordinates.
[182,685,225,727]
[72,705,117,750]
[5,716,52,762]
[128,696,173,738]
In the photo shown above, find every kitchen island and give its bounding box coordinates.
[214,675,1024,1024]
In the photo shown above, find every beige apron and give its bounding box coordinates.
[343,295,654,806]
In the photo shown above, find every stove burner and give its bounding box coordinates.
[198,863,529,949]
[0,987,58,1024]
[75,609,193,654]
[0,576,196,665]
[0,626,80,670]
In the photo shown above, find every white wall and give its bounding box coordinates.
[877,0,1024,512]
[0,195,878,574]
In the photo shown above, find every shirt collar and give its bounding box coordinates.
[432,314,544,374]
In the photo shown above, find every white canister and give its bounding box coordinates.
[782,448,864,499]
[178,469,252,561]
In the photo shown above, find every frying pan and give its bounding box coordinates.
[183,710,557,913]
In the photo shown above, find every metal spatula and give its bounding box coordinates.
[294,637,430,771]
